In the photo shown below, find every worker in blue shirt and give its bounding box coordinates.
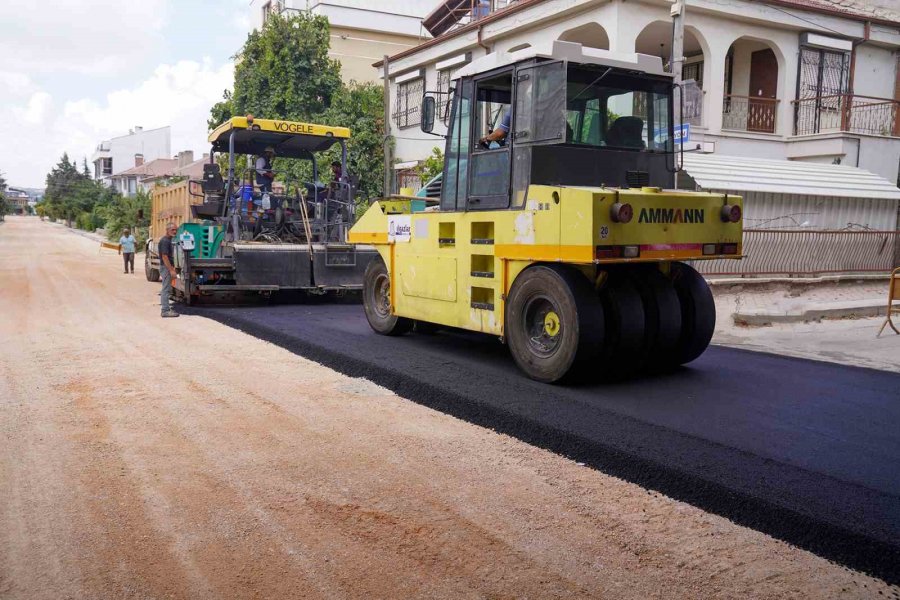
[119,229,136,274]
[478,109,511,148]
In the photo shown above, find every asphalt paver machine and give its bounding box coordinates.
[172,116,377,304]
[349,41,744,382]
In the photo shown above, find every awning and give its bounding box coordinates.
[681,153,900,200]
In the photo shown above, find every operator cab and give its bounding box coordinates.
[421,41,677,213]
[203,117,355,243]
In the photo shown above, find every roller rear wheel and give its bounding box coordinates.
[670,262,716,365]
[629,267,681,369]
[506,265,604,383]
[598,272,646,376]
[363,258,413,336]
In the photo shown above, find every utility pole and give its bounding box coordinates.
[671,0,685,180]
[671,0,685,95]
[382,54,393,198]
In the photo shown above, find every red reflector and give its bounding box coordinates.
[610,202,633,224]
[596,246,623,259]
[721,243,738,254]
[721,204,742,223]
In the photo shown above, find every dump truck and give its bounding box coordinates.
[146,116,377,304]
[349,41,743,382]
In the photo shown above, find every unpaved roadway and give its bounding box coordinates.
[0,216,896,599]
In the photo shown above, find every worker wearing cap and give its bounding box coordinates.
[255,146,276,193]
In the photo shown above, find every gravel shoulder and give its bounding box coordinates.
[0,216,895,599]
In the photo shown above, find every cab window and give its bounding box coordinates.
[564,66,673,152]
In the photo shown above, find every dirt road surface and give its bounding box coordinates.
[1,216,895,599]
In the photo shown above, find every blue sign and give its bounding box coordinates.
[674,123,690,145]
[654,123,690,146]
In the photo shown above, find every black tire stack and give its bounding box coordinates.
[361,257,716,384]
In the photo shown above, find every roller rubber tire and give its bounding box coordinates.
[362,258,413,336]
[598,271,646,377]
[628,266,681,369]
[670,262,716,365]
[145,251,160,282]
[506,265,604,383]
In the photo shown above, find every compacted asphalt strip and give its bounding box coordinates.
[189,301,900,583]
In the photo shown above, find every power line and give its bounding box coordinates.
[750,0,855,38]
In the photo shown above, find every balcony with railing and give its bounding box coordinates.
[423,0,518,37]
[722,95,779,134]
[793,94,900,137]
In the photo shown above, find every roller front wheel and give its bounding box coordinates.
[363,258,413,336]
[506,266,604,383]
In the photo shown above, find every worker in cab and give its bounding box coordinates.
[255,146,276,193]
[478,109,510,149]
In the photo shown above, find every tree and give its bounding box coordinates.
[102,187,152,249]
[40,154,119,229]
[82,157,91,178]
[209,12,342,130]
[43,153,87,224]
[417,147,444,184]
[209,11,384,196]
[316,82,385,199]
[0,171,8,220]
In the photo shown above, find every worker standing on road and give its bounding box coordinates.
[255,146,276,193]
[158,223,179,318]
[119,228,136,274]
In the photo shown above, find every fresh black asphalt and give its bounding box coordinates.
[189,301,900,583]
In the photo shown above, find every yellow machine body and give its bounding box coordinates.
[349,185,742,336]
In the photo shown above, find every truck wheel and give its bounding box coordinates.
[363,258,412,336]
[598,272,646,376]
[506,265,604,383]
[145,252,160,282]
[629,267,681,369]
[670,262,716,365]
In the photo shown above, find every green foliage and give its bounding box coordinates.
[208,90,234,132]
[209,12,342,129]
[319,82,385,199]
[417,147,444,183]
[102,187,152,249]
[210,11,385,197]
[0,170,7,218]
[41,153,120,230]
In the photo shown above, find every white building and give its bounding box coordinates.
[249,0,434,82]
[381,0,900,191]
[107,151,208,197]
[91,126,171,187]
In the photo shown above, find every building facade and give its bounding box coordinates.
[91,126,171,187]
[381,0,900,190]
[249,0,434,82]
[107,150,208,197]
[5,187,30,215]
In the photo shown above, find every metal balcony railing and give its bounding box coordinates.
[695,229,900,277]
[424,0,518,36]
[793,94,900,137]
[722,94,779,134]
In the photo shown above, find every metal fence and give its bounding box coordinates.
[722,95,779,133]
[793,94,900,136]
[695,229,900,276]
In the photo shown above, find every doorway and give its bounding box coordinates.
[748,48,778,133]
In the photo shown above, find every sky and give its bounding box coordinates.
[0,0,252,188]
